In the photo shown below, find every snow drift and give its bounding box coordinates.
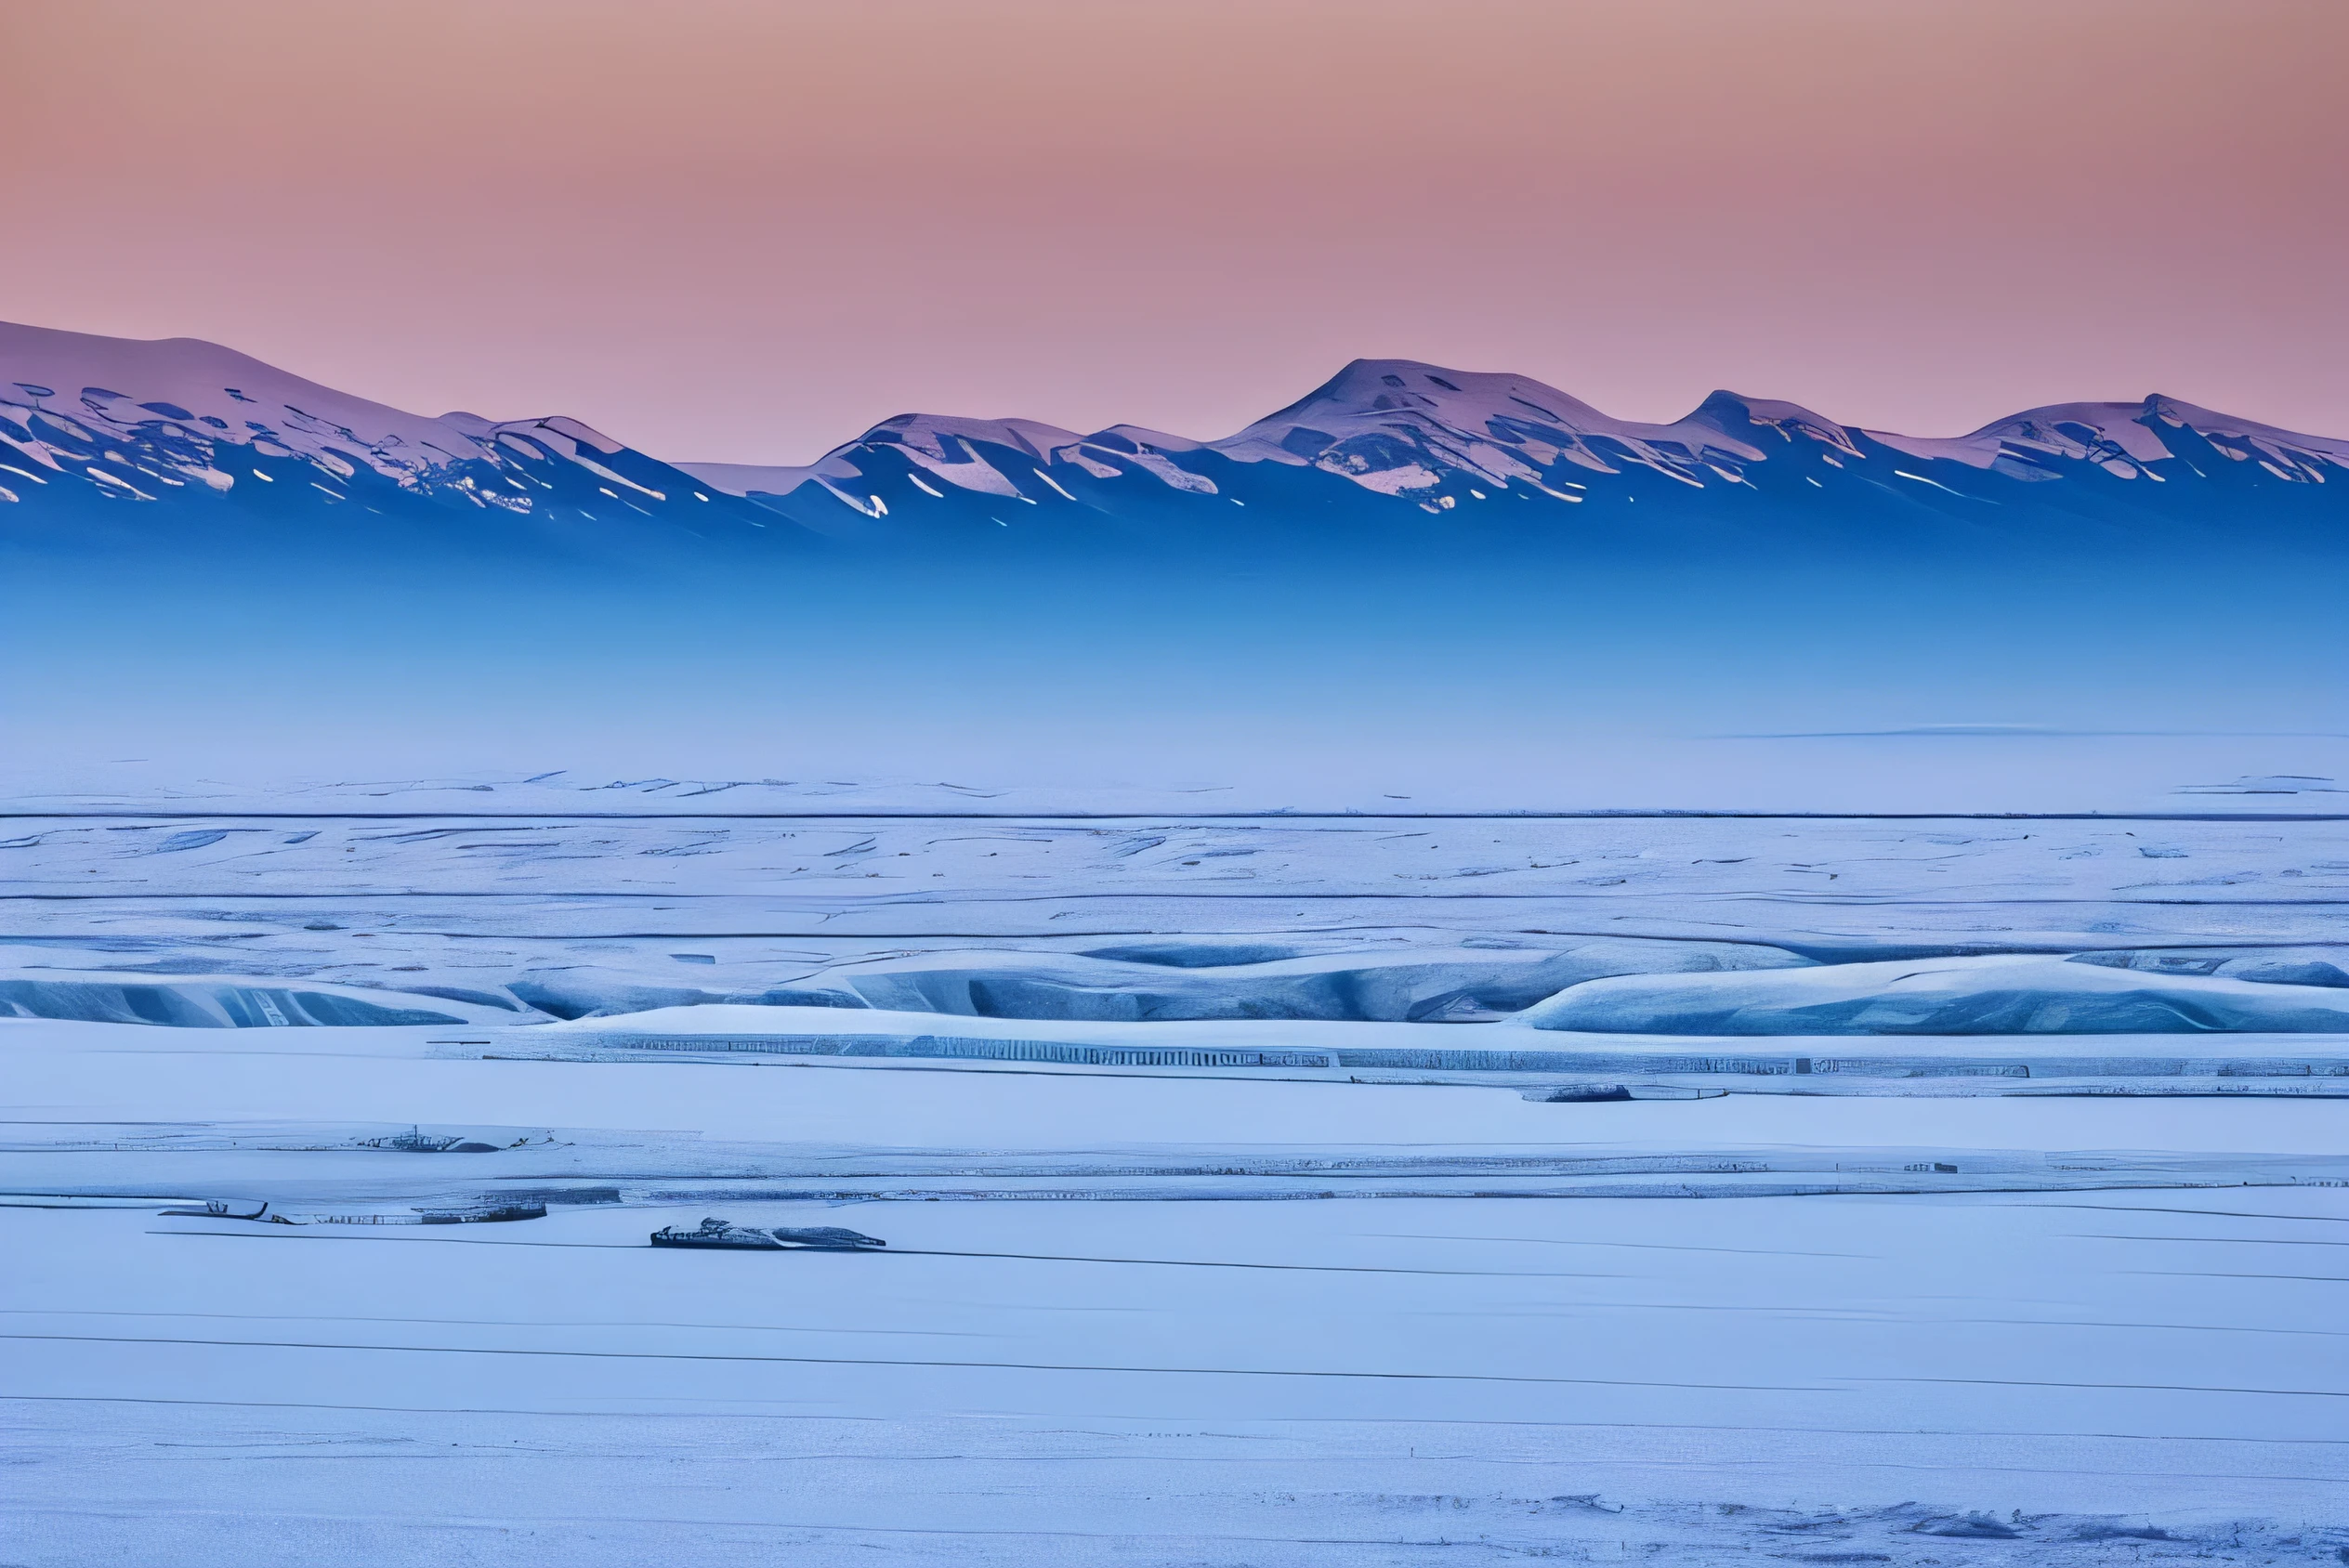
[613,939,1813,1024]
[1516,954,2349,1036]
[0,972,513,1028]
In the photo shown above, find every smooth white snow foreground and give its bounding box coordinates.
[4,1019,2347,1564]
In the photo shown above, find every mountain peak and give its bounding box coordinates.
[1259,359,1613,431]
[8,320,2347,529]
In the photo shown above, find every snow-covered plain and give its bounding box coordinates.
[5,1024,2347,1563]
[4,804,2346,1562]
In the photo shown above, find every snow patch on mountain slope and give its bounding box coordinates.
[680,414,1226,507]
[13,320,2349,524]
[1211,359,1770,498]
[0,320,715,518]
[689,362,2349,518]
[1,321,466,461]
[1869,395,2349,480]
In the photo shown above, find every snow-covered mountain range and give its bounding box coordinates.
[6,319,2345,542]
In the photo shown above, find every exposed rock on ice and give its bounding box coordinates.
[1516,954,2349,1035]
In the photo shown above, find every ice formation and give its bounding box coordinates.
[1516,953,2349,1035]
[649,938,1812,1024]
[7,806,2348,1040]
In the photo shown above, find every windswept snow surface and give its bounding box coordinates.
[5,802,2348,1562]
[5,1018,2347,1565]
[7,804,2348,1035]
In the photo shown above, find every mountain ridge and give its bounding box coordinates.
[6,322,2344,541]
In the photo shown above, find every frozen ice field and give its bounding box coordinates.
[4,804,2345,1562]
[7,803,2349,1029]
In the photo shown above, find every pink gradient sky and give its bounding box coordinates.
[7,0,2345,463]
